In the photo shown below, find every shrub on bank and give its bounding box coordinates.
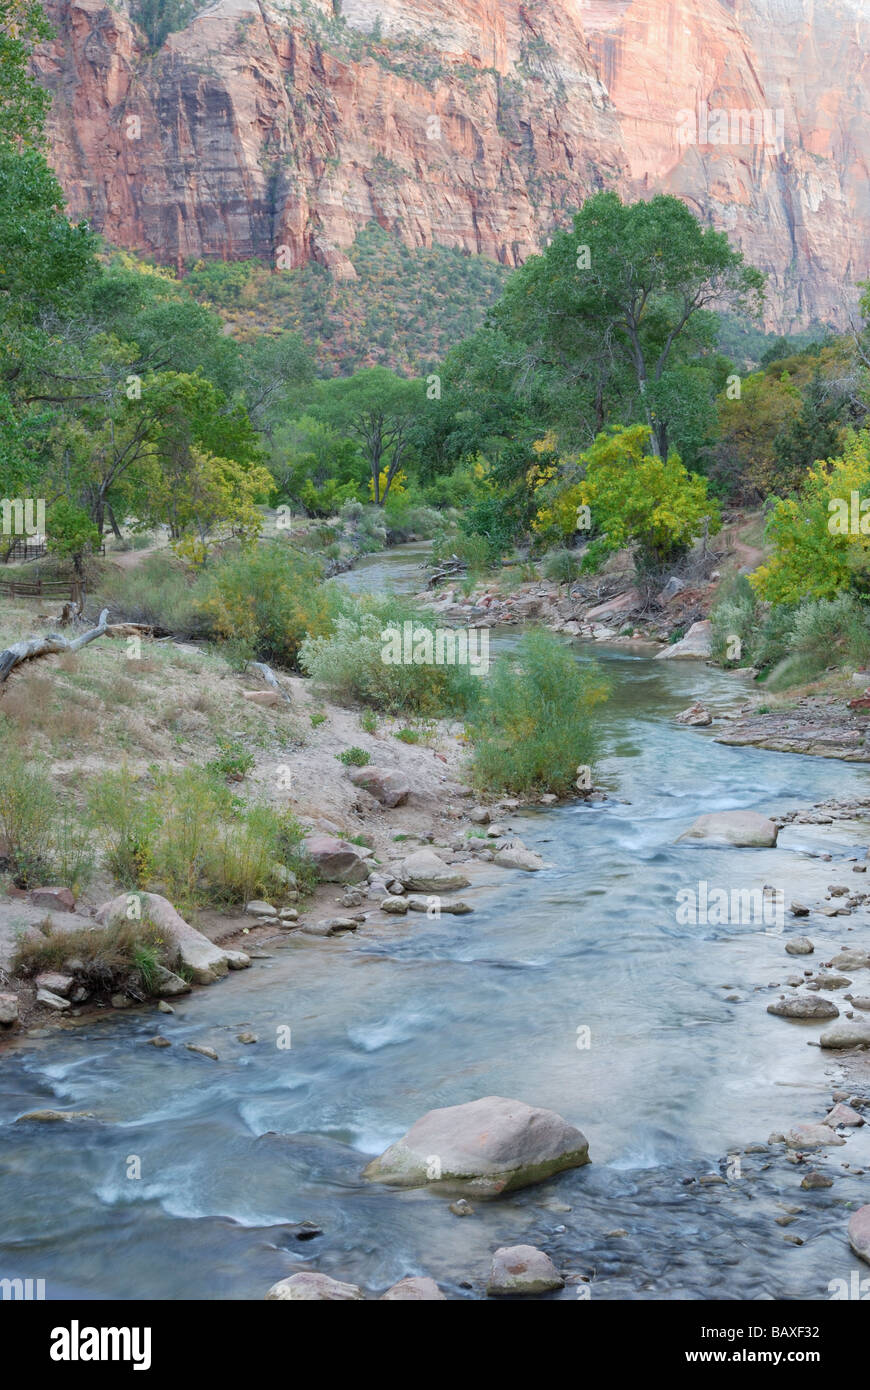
[467,631,609,796]
[0,737,93,890]
[12,917,181,999]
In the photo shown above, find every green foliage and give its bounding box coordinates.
[336,746,371,766]
[542,549,582,584]
[12,917,180,997]
[207,739,255,781]
[0,736,90,888]
[468,632,609,796]
[131,0,201,50]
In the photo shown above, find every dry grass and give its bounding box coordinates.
[11,915,181,997]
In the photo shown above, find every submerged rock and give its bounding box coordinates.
[677,810,778,848]
[362,1095,590,1197]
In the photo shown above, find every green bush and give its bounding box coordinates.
[300,597,482,715]
[542,549,582,584]
[95,552,206,636]
[336,746,370,766]
[468,631,609,796]
[764,594,870,690]
[0,737,86,888]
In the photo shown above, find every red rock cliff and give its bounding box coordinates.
[36,0,870,330]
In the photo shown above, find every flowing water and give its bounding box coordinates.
[1,545,868,1300]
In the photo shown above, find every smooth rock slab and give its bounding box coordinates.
[767,995,839,1020]
[677,810,778,848]
[849,1206,870,1264]
[487,1245,564,1296]
[362,1095,590,1198]
[819,1019,870,1048]
[265,1272,364,1301]
[380,1277,445,1301]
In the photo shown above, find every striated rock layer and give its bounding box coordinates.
[37,0,870,330]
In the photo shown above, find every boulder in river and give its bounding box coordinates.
[767,995,839,1020]
[348,766,410,808]
[785,936,814,954]
[487,1245,564,1296]
[395,849,470,893]
[849,1206,870,1264]
[674,702,712,726]
[265,1272,364,1301]
[830,949,870,971]
[785,1123,846,1149]
[362,1095,590,1197]
[96,892,250,986]
[677,810,779,848]
[819,1019,870,1048]
[300,835,370,884]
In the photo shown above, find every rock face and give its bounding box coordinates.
[95,891,250,984]
[362,1095,590,1197]
[677,810,779,848]
[36,0,870,333]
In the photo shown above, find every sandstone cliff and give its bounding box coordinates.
[36,0,870,331]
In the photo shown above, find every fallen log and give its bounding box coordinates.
[0,608,110,683]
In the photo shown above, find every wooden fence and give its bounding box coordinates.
[0,576,83,605]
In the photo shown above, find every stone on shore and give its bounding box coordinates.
[655,620,713,660]
[302,917,359,937]
[34,971,75,998]
[493,846,545,872]
[380,1277,445,1301]
[246,900,278,918]
[0,992,19,1025]
[819,1019,870,1048]
[265,1272,364,1301]
[348,766,410,808]
[28,886,76,912]
[96,892,249,985]
[36,987,70,1011]
[300,835,369,884]
[152,964,191,997]
[677,810,778,848]
[362,1095,590,1197]
[395,849,470,893]
[849,1206,870,1264]
[380,896,409,914]
[486,1245,564,1296]
[767,995,839,1020]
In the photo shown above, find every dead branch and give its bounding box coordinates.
[0,608,110,683]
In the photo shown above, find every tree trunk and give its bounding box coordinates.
[0,609,110,683]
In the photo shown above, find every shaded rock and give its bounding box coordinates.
[789,903,810,918]
[767,995,839,1020]
[97,892,250,985]
[441,900,473,914]
[449,1199,474,1217]
[348,766,410,808]
[28,886,75,912]
[849,1206,870,1264]
[301,835,369,885]
[677,810,778,848]
[362,1095,589,1197]
[237,1032,257,1044]
[265,1272,364,1301]
[469,807,491,824]
[381,1276,445,1301]
[157,1000,174,1014]
[395,849,470,893]
[487,1245,564,1296]
[0,992,19,1025]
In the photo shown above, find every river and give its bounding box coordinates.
[0,543,867,1300]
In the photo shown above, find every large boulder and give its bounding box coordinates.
[300,835,369,884]
[348,766,410,808]
[849,1206,870,1264]
[265,1272,364,1301]
[362,1095,590,1198]
[767,995,839,1020]
[487,1245,564,1296]
[394,849,470,893]
[96,892,250,986]
[655,620,713,660]
[677,810,778,848]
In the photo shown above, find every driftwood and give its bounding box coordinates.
[0,608,110,683]
[247,660,292,703]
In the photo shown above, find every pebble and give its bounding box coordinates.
[147,1036,171,1048]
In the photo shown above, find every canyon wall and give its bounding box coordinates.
[36,0,870,330]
